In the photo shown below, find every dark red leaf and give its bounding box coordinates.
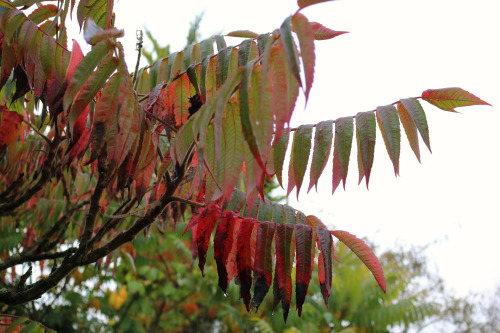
[316,226,333,306]
[214,211,238,294]
[251,221,276,311]
[273,223,294,322]
[294,224,314,316]
[237,218,257,312]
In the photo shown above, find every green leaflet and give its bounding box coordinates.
[63,39,112,112]
[214,35,226,51]
[292,12,315,103]
[172,73,190,127]
[376,105,401,176]
[69,54,118,136]
[279,16,301,86]
[355,112,376,188]
[227,30,259,38]
[399,98,431,153]
[183,43,194,70]
[308,120,333,193]
[1,8,25,42]
[204,56,217,102]
[199,38,214,59]
[27,4,58,24]
[216,47,232,88]
[205,124,222,202]
[288,124,313,198]
[332,116,353,193]
[257,33,271,56]
[169,51,183,80]
[269,44,289,140]
[40,34,57,76]
[149,57,163,88]
[397,101,421,162]
[221,100,244,203]
[422,87,490,112]
[273,128,289,188]
[238,39,258,67]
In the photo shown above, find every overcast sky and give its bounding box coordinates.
[104,0,500,297]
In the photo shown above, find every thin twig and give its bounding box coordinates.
[170,196,205,208]
[132,30,143,84]
[143,109,178,133]
[23,120,51,143]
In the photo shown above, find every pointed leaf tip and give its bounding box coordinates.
[422,87,491,112]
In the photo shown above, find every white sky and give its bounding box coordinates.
[107,0,500,297]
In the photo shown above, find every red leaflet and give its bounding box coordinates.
[214,211,237,293]
[237,218,257,312]
[251,221,276,311]
[295,224,314,316]
[0,108,23,150]
[195,202,221,276]
[273,223,294,322]
[309,22,347,40]
[421,87,490,112]
[316,226,333,306]
[225,216,242,285]
[65,40,83,83]
[331,230,386,292]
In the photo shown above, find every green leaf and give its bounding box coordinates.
[376,105,400,176]
[280,16,301,86]
[238,39,258,67]
[1,8,25,42]
[6,317,28,333]
[68,54,118,136]
[422,87,490,112]
[27,4,57,24]
[399,98,431,153]
[397,101,421,162]
[63,39,112,112]
[355,112,376,188]
[273,128,290,188]
[227,30,259,38]
[308,120,333,192]
[292,12,315,103]
[288,124,313,198]
[332,116,353,194]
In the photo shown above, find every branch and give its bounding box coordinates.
[0,249,77,271]
[23,120,50,144]
[170,196,205,208]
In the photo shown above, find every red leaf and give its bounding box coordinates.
[331,230,386,292]
[251,221,276,311]
[306,215,328,229]
[298,0,335,10]
[292,13,315,103]
[214,211,238,293]
[316,227,333,306]
[65,40,84,83]
[237,218,257,312]
[310,22,347,40]
[295,224,314,316]
[195,202,221,276]
[0,108,24,149]
[273,223,294,322]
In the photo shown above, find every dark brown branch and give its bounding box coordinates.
[0,248,77,271]
[79,153,110,254]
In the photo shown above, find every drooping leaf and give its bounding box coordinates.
[196,202,221,276]
[226,30,259,38]
[376,105,400,176]
[280,16,301,86]
[238,39,258,67]
[63,39,112,112]
[251,221,276,311]
[292,12,315,103]
[308,120,333,192]
[27,4,57,24]
[332,116,354,194]
[273,223,294,322]
[355,112,376,187]
[309,21,348,40]
[331,230,386,292]
[316,226,333,306]
[397,101,421,162]
[298,0,335,10]
[172,73,191,127]
[269,44,292,140]
[287,124,313,198]
[0,108,24,149]
[399,98,431,153]
[237,217,257,312]
[273,128,290,188]
[421,87,490,112]
[305,215,328,229]
[214,211,237,293]
[295,223,314,316]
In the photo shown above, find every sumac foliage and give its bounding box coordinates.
[0,0,490,325]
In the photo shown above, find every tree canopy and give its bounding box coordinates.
[0,0,491,329]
